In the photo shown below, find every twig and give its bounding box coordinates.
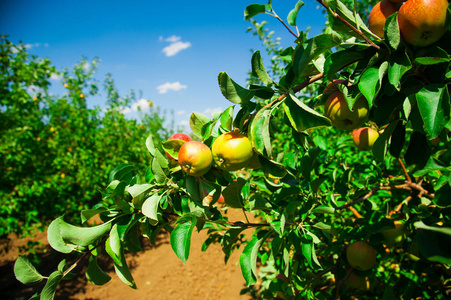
[398,158,411,183]
[316,0,388,56]
[63,236,107,277]
[348,206,363,219]
[266,10,298,39]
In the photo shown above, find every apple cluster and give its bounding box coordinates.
[322,80,380,151]
[368,0,449,47]
[164,131,259,178]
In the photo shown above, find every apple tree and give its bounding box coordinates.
[14,0,451,299]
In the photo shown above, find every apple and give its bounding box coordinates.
[368,0,401,38]
[352,127,380,151]
[324,91,369,131]
[165,133,192,160]
[212,131,254,171]
[380,220,406,247]
[178,141,213,177]
[398,0,449,47]
[344,271,371,291]
[346,241,377,271]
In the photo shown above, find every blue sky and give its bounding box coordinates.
[1,0,327,131]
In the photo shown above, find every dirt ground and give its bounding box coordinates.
[0,209,254,300]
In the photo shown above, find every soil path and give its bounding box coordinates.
[1,209,253,299]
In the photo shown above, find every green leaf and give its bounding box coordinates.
[358,62,388,105]
[259,155,287,179]
[284,93,331,132]
[162,139,187,159]
[81,207,108,224]
[414,221,451,236]
[222,227,247,261]
[105,225,123,267]
[325,0,375,40]
[189,112,211,139]
[248,106,272,156]
[385,13,401,49]
[219,106,234,131]
[145,134,157,156]
[301,234,322,268]
[434,182,451,208]
[372,120,400,163]
[292,32,342,77]
[287,1,305,26]
[323,49,364,80]
[388,51,411,90]
[239,231,269,286]
[244,4,270,20]
[300,147,320,181]
[40,270,63,300]
[109,164,135,183]
[222,178,246,208]
[416,84,450,139]
[141,194,161,225]
[14,255,44,285]
[47,217,113,253]
[312,205,335,214]
[251,50,273,86]
[151,157,167,185]
[416,229,451,265]
[414,46,450,65]
[111,245,137,289]
[218,72,254,104]
[86,256,112,286]
[404,131,431,169]
[127,183,153,207]
[170,219,196,263]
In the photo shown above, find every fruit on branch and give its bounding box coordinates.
[398,0,449,47]
[212,131,254,171]
[324,91,369,131]
[178,141,213,177]
[352,127,380,151]
[380,220,406,247]
[165,133,192,160]
[346,241,377,271]
[344,271,371,291]
[368,0,401,38]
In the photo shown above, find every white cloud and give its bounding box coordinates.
[176,110,186,115]
[121,99,152,114]
[203,107,223,116]
[157,81,187,94]
[50,73,62,81]
[165,35,181,43]
[161,35,191,57]
[179,120,189,127]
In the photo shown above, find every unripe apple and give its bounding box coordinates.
[398,0,449,47]
[212,131,254,171]
[324,91,369,131]
[344,271,371,291]
[178,141,213,177]
[380,220,406,247]
[352,127,380,151]
[346,241,377,271]
[368,0,401,38]
[165,133,192,160]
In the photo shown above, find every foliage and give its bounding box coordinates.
[0,37,172,239]
[13,0,451,299]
